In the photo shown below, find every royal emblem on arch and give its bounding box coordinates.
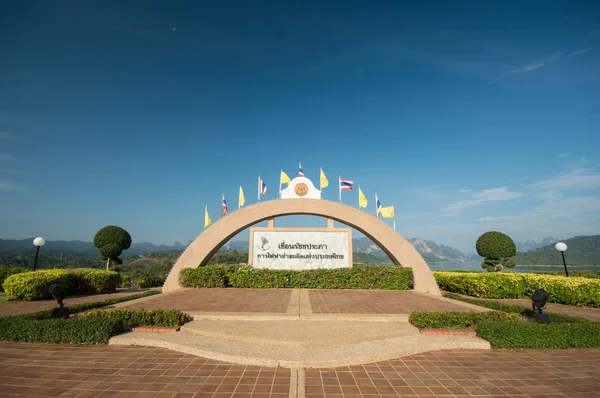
[294,183,309,197]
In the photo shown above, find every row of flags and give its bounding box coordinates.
[204,163,396,230]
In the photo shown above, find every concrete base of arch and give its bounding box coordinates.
[163,199,441,296]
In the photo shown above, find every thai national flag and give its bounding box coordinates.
[221,194,228,216]
[259,177,268,194]
[339,177,354,191]
[298,162,305,177]
[376,194,382,217]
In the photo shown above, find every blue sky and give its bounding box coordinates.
[1,1,599,253]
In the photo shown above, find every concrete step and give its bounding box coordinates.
[110,320,490,368]
[180,320,416,347]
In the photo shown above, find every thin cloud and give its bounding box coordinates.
[441,187,523,216]
[0,154,17,161]
[567,48,592,58]
[490,50,571,84]
[0,181,17,190]
[479,196,600,222]
[530,168,600,191]
[556,153,570,158]
[459,189,472,193]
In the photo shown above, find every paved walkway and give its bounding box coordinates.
[309,290,485,314]
[1,343,598,397]
[0,289,157,317]
[446,293,600,321]
[122,289,292,313]
[120,289,484,315]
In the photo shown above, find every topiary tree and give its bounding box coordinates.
[93,225,132,270]
[476,231,517,272]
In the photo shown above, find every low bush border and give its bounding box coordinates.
[180,265,414,290]
[77,308,192,328]
[0,317,124,344]
[411,293,600,349]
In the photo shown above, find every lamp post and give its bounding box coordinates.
[33,237,45,271]
[555,242,568,277]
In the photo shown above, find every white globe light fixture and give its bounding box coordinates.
[32,237,46,271]
[554,242,568,276]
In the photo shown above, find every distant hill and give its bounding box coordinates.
[513,235,600,265]
[1,235,474,264]
[514,237,558,252]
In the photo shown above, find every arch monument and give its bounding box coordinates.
[163,178,441,295]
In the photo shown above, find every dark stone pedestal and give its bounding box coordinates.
[50,307,70,319]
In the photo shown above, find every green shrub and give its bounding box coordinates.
[434,271,600,307]
[180,265,413,290]
[408,311,519,329]
[0,267,28,292]
[3,270,76,301]
[2,268,120,300]
[119,274,132,288]
[138,277,165,288]
[476,320,600,348]
[180,266,229,288]
[0,317,123,344]
[78,309,192,327]
[71,268,120,294]
[476,231,517,258]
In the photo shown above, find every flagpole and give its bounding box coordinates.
[238,187,241,210]
[279,169,282,197]
[338,175,341,202]
[375,193,378,217]
[393,218,396,231]
[319,168,322,192]
[258,176,260,202]
[358,185,360,208]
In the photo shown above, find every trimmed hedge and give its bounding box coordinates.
[2,268,120,301]
[433,271,600,307]
[78,309,192,327]
[3,269,76,301]
[71,268,120,294]
[138,277,165,288]
[119,274,132,288]
[0,317,123,344]
[476,320,600,349]
[0,267,28,292]
[408,311,519,329]
[180,265,413,290]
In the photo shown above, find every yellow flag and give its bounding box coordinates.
[280,170,291,185]
[358,187,368,208]
[379,205,395,219]
[320,168,329,189]
[204,205,212,229]
[238,186,245,208]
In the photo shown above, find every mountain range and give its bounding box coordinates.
[514,237,558,252]
[1,236,474,263]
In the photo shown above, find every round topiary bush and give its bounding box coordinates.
[476,231,517,273]
[93,225,132,270]
[476,231,517,258]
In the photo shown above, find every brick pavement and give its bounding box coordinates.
[309,290,487,314]
[306,348,600,397]
[0,343,290,398]
[121,289,292,313]
[0,289,157,317]
[1,344,598,397]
